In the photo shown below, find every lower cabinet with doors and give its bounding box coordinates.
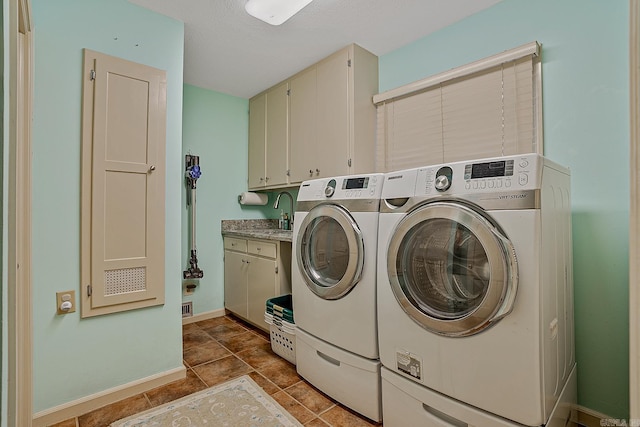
[223,236,292,332]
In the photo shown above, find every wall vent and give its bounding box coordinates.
[182,301,193,318]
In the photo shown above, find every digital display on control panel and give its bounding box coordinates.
[342,177,369,189]
[465,160,514,179]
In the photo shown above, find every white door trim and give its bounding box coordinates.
[630,0,639,419]
[7,0,33,424]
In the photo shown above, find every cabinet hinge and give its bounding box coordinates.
[287,89,290,96]
[275,266,279,274]
[87,284,92,297]
[286,169,290,176]
[347,59,352,67]
[348,158,352,167]
[90,69,96,81]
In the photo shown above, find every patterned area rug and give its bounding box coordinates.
[110,376,303,427]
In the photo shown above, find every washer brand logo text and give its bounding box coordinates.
[387,175,403,181]
[499,194,527,200]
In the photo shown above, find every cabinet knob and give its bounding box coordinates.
[309,169,313,176]
[316,168,320,175]
[265,177,270,182]
[148,165,156,173]
[259,177,264,182]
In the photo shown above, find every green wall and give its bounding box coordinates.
[379,0,630,418]
[181,83,297,315]
[31,0,185,413]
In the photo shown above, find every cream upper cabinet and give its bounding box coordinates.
[248,93,266,189]
[249,43,378,188]
[289,66,317,182]
[248,82,289,190]
[265,82,289,187]
[289,44,378,184]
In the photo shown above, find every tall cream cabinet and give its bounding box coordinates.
[223,237,292,331]
[248,82,289,189]
[290,44,378,183]
[247,44,378,190]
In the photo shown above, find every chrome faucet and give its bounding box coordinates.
[273,191,294,228]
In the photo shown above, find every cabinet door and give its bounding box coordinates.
[247,254,277,331]
[248,93,266,189]
[265,82,289,187]
[316,47,350,178]
[289,66,317,183]
[81,49,166,317]
[224,250,248,317]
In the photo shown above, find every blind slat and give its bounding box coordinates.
[375,45,540,172]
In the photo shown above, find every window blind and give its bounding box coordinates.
[375,42,541,172]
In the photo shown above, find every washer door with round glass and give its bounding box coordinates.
[387,201,518,337]
[296,204,364,300]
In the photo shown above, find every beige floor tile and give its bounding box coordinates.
[236,344,281,370]
[247,371,282,395]
[285,380,335,414]
[182,328,213,350]
[319,404,380,427]
[304,418,331,427]
[144,369,207,407]
[77,394,150,427]
[272,390,317,425]
[216,330,271,353]
[257,357,302,389]
[48,419,77,427]
[183,340,231,367]
[63,314,377,427]
[192,355,253,386]
[199,322,248,341]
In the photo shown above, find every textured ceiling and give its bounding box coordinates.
[128,0,501,99]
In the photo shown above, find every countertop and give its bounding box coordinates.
[221,219,292,243]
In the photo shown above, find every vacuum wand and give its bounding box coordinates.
[184,154,204,279]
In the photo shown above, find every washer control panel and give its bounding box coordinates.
[415,154,542,196]
[463,159,515,191]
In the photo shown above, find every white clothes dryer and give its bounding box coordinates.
[293,173,384,422]
[377,154,575,426]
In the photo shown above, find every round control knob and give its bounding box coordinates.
[435,175,451,192]
[324,185,335,197]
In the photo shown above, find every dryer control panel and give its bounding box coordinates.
[297,173,384,202]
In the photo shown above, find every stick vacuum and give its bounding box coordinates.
[183,154,204,279]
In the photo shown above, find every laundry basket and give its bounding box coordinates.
[265,294,296,364]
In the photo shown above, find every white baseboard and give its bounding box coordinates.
[32,365,186,427]
[182,307,226,325]
[575,405,614,427]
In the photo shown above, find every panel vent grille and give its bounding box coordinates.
[104,267,146,295]
[182,302,193,318]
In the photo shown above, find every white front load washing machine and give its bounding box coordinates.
[377,154,576,426]
[292,173,383,422]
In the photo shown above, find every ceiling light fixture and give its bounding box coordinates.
[245,0,314,26]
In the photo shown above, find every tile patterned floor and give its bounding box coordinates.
[49,314,379,427]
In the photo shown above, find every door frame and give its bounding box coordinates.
[6,0,34,424]
[630,0,639,419]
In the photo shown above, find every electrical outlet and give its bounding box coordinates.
[56,290,76,315]
[183,282,197,296]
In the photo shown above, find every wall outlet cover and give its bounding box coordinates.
[56,290,76,315]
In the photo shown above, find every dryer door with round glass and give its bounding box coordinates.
[296,204,364,300]
[387,201,518,337]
